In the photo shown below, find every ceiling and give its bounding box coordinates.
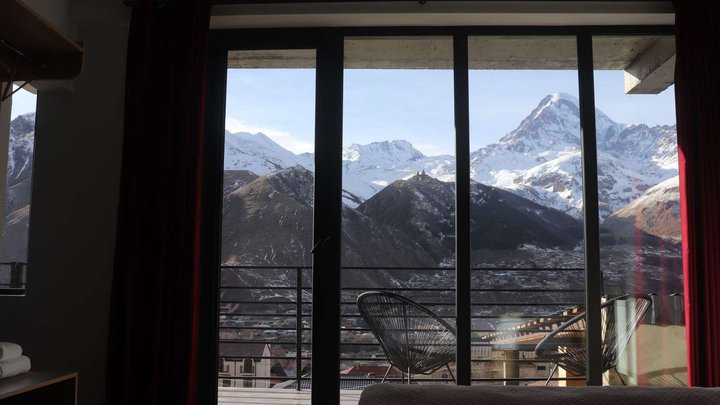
[227,35,675,93]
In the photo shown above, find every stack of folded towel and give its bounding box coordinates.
[0,342,31,379]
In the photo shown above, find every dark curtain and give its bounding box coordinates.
[674,0,720,388]
[106,1,211,404]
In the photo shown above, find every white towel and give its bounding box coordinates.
[0,342,22,361]
[0,355,31,379]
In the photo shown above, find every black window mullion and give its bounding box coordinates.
[311,33,344,405]
[453,33,472,386]
[576,33,603,386]
[201,32,228,405]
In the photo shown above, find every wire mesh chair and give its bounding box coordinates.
[357,291,456,384]
[534,294,652,385]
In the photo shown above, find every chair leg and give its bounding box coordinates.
[545,364,558,386]
[614,367,626,386]
[446,364,456,383]
[381,365,393,383]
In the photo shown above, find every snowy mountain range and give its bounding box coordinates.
[221,166,584,269]
[219,165,680,294]
[2,112,35,262]
[225,93,678,221]
[603,175,681,244]
[2,106,681,288]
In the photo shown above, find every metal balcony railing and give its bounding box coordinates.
[0,262,27,295]
[218,265,603,389]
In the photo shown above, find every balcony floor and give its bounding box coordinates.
[218,388,361,405]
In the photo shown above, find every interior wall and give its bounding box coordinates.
[0,10,129,405]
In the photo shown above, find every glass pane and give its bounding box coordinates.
[342,36,456,393]
[468,36,585,386]
[593,35,685,386]
[219,49,316,401]
[0,86,37,296]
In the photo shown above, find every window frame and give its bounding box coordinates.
[0,85,38,296]
[202,24,676,404]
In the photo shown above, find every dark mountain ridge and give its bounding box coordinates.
[221,167,584,270]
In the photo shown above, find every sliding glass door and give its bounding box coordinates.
[468,36,586,386]
[208,26,681,405]
[218,48,317,400]
[341,36,456,387]
[592,35,685,386]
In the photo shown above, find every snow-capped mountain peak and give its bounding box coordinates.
[224,130,313,175]
[342,139,424,164]
[499,93,619,148]
[340,140,454,207]
[7,113,35,189]
[221,93,677,217]
[529,92,579,120]
[470,93,676,220]
[603,175,681,243]
[9,113,36,140]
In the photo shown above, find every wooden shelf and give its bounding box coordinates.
[0,0,84,82]
[0,372,77,404]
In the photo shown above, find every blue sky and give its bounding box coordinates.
[10,72,674,157]
[9,87,37,120]
[225,68,676,156]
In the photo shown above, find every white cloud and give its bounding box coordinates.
[225,117,314,154]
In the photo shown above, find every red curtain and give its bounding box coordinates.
[674,0,720,387]
[106,1,211,404]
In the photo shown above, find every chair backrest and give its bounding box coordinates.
[534,294,652,376]
[357,291,456,375]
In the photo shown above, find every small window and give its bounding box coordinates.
[243,358,254,374]
[0,86,37,296]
